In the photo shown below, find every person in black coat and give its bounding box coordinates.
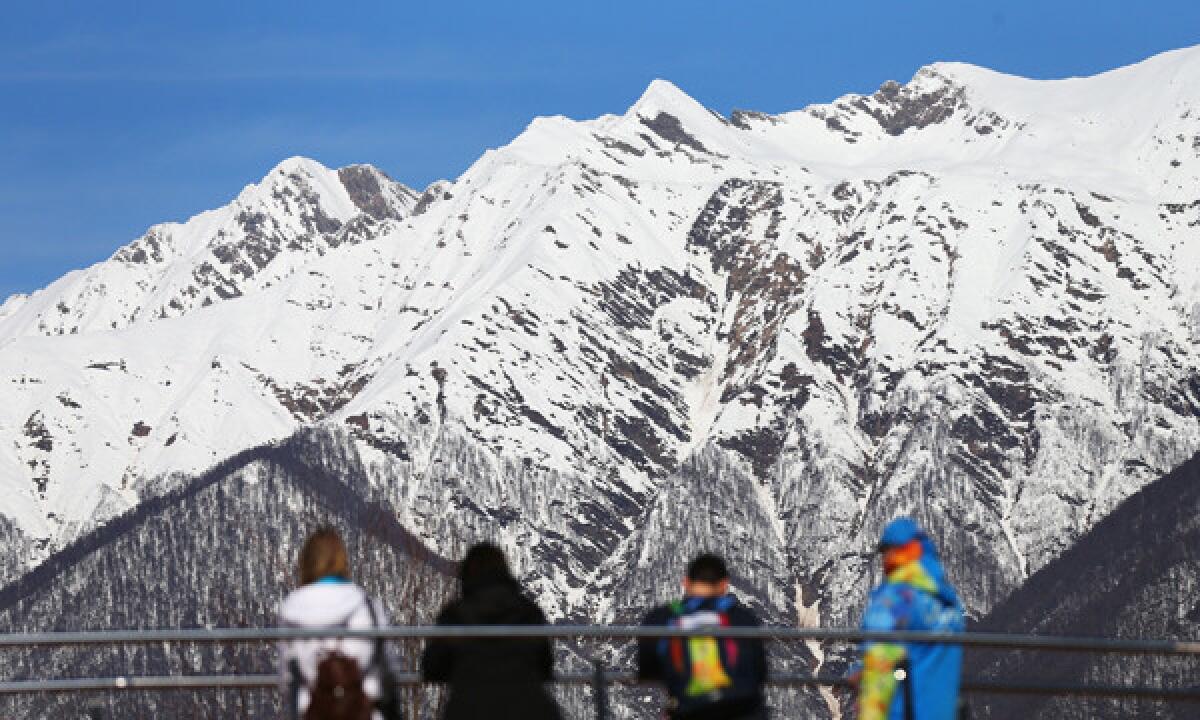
[421,543,563,720]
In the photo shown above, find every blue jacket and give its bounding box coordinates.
[859,519,964,720]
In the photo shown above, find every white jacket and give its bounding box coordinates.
[278,581,389,718]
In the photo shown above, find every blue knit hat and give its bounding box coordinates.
[878,517,921,549]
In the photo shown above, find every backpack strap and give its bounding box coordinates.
[364,598,405,720]
[363,599,387,674]
[287,658,305,720]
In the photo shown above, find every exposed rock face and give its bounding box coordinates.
[338,164,420,221]
[2,48,1200,720]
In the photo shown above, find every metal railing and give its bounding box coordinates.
[1,626,1198,715]
[3,625,1199,652]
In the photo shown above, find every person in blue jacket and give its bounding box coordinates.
[856,518,965,720]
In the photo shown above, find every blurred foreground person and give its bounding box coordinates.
[421,543,562,720]
[637,554,769,720]
[279,527,401,720]
[856,518,965,720]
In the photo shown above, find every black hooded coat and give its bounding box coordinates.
[420,574,563,720]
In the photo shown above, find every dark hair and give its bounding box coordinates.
[459,542,515,592]
[686,553,729,583]
[298,527,350,585]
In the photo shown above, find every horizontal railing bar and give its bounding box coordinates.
[1,673,1197,702]
[960,679,1200,701]
[0,626,1197,655]
[0,675,282,693]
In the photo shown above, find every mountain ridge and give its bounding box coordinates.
[0,427,457,718]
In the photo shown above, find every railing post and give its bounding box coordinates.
[591,659,609,720]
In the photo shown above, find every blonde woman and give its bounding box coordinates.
[279,527,399,720]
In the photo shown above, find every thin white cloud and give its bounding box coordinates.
[0,27,594,85]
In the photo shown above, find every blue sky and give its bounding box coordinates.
[2,1,1198,299]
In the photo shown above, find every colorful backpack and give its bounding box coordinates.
[657,596,741,702]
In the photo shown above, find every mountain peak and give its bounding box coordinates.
[628,79,707,119]
[269,155,329,178]
[337,162,389,179]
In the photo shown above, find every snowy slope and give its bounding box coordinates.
[0,160,420,545]
[2,46,1199,639]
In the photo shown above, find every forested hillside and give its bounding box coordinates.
[968,451,1200,719]
[0,430,453,718]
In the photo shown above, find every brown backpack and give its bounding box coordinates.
[303,650,372,720]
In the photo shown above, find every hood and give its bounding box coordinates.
[880,517,961,608]
[279,581,369,627]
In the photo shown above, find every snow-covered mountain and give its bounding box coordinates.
[3,44,1200,652]
[0,160,419,554]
